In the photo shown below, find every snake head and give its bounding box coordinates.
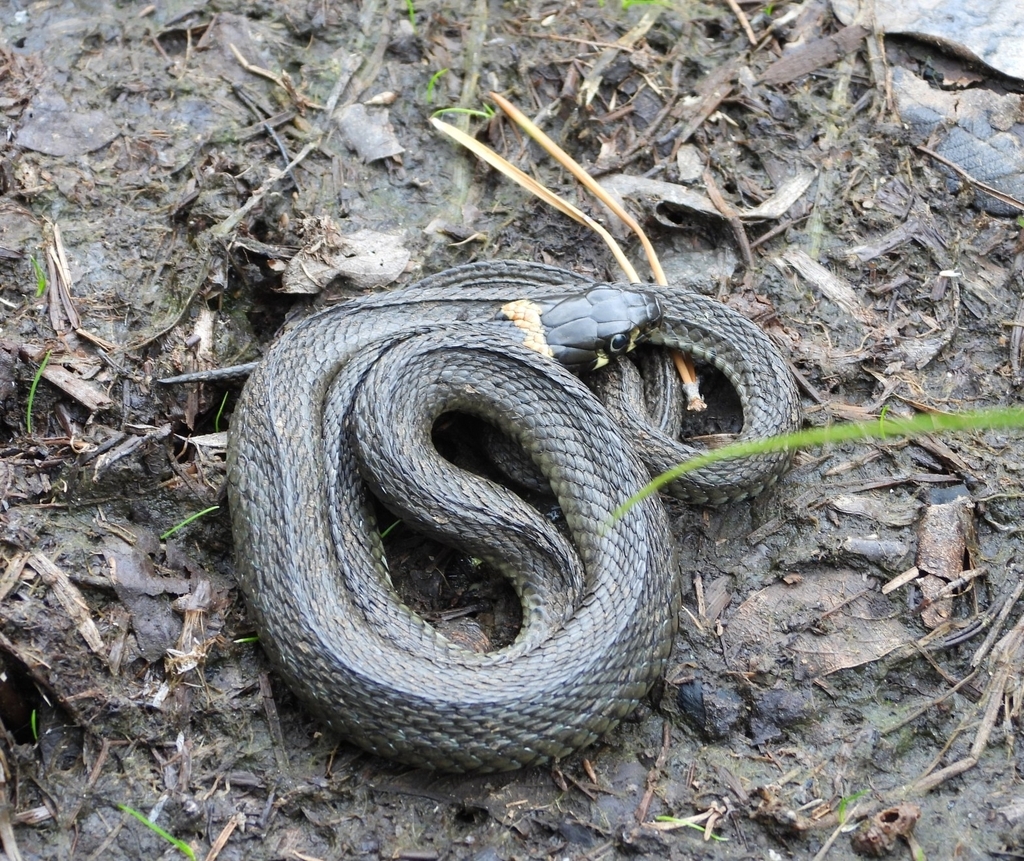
[518,287,663,372]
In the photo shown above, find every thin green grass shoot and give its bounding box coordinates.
[117,804,196,860]
[30,709,38,741]
[612,406,1024,522]
[161,506,221,541]
[622,0,670,8]
[26,349,52,436]
[653,815,728,840]
[426,68,448,104]
[432,105,495,121]
[837,788,869,825]
[404,0,416,30]
[31,256,47,297]
[214,390,230,433]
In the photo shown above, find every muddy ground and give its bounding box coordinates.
[1,0,1023,858]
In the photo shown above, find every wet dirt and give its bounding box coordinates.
[1,1,1023,859]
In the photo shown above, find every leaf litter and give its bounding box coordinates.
[0,0,1023,859]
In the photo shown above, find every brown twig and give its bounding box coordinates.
[917,145,1024,213]
[0,746,24,861]
[204,812,246,861]
[702,168,754,268]
[590,92,682,176]
[525,33,640,51]
[1009,275,1024,383]
[635,720,672,822]
[722,0,757,45]
[910,609,1024,792]
[672,351,707,412]
[228,44,323,112]
[259,673,291,775]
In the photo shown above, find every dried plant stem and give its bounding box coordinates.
[489,91,667,286]
[430,118,639,282]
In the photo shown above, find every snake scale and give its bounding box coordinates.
[226,259,801,772]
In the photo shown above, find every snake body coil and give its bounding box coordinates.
[227,260,800,772]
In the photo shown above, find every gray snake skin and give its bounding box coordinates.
[227,260,801,771]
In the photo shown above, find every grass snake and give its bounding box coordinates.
[226,259,801,772]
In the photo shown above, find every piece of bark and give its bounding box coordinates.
[917,496,973,581]
[18,346,113,413]
[759,25,870,86]
[915,495,974,628]
[28,553,105,655]
[335,103,404,162]
[282,218,409,293]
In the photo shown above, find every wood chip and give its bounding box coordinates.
[917,496,973,582]
[0,552,30,603]
[915,495,974,628]
[28,552,105,654]
[19,345,113,413]
[759,25,870,86]
[776,248,881,328]
[578,7,662,106]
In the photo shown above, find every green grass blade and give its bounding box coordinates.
[161,506,221,541]
[653,815,728,840]
[31,256,47,297]
[425,68,447,104]
[431,105,494,120]
[26,350,52,436]
[612,407,1024,522]
[117,804,196,860]
[838,788,869,824]
[214,390,230,433]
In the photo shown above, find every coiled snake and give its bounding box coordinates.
[225,260,801,772]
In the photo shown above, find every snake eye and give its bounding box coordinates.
[609,333,630,354]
